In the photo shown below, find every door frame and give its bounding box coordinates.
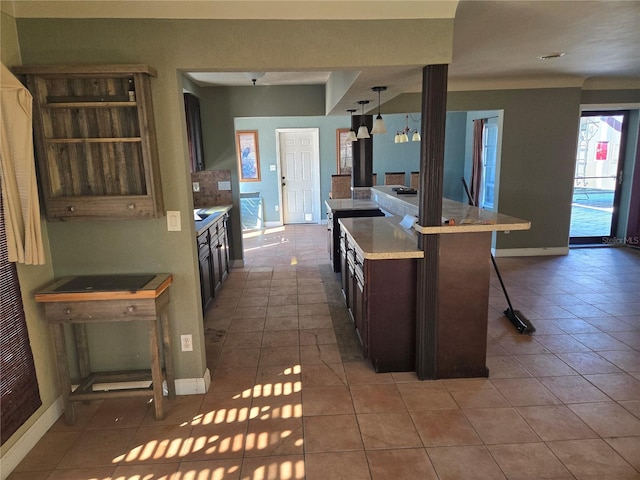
[570,110,630,245]
[275,128,321,225]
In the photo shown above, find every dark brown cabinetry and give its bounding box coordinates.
[328,207,384,272]
[340,231,417,372]
[197,211,230,312]
[13,64,163,221]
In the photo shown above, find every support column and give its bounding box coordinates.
[351,114,373,194]
[415,64,448,380]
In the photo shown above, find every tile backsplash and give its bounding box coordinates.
[192,170,233,207]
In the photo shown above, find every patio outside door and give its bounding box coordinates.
[570,111,629,245]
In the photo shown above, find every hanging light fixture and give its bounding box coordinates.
[356,100,370,139]
[346,109,358,142]
[370,86,387,135]
[394,114,421,143]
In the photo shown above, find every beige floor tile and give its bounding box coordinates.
[258,346,300,367]
[343,360,395,385]
[598,349,640,371]
[487,443,573,480]
[239,295,269,307]
[181,422,247,461]
[350,384,405,413]
[605,437,640,471]
[243,417,303,457]
[300,343,341,364]
[366,448,438,480]
[450,388,510,409]
[463,407,540,445]
[217,348,261,369]
[557,352,622,374]
[234,306,268,319]
[210,367,257,393]
[516,405,597,441]
[491,377,561,406]
[227,317,266,333]
[427,446,506,480]
[297,314,333,330]
[538,375,611,403]
[299,363,346,387]
[485,355,532,378]
[303,414,363,453]
[548,439,640,480]
[583,372,640,401]
[571,332,631,351]
[568,402,640,437]
[7,472,51,480]
[269,286,298,296]
[250,391,302,420]
[224,331,264,349]
[357,412,422,450]
[142,395,203,426]
[48,401,102,433]
[45,467,117,480]
[84,397,150,430]
[301,385,354,416]
[178,459,242,480]
[264,315,299,331]
[514,353,578,376]
[397,383,459,410]
[57,428,137,468]
[532,334,592,353]
[14,431,81,471]
[410,409,481,447]
[199,391,253,426]
[240,455,304,480]
[299,328,337,345]
[267,294,298,306]
[298,303,330,317]
[619,400,640,417]
[112,463,180,480]
[266,305,299,317]
[304,451,371,480]
[261,330,299,347]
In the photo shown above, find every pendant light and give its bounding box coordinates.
[346,109,358,142]
[356,100,370,139]
[394,114,421,143]
[370,86,387,135]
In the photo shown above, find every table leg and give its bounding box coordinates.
[148,317,165,420]
[160,307,176,399]
[52,323,75,425]
[73,324,90,379]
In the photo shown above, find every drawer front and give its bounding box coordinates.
[44,299,158,323]
[47,196,156,220]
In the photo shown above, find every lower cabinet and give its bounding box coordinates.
[340,231,417,372]
[197,212,231,312]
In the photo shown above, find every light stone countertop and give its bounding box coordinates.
[194,205,232,235]
[338,216,424,260]
[325,198,381,213]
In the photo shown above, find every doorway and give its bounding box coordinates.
[570,111,629,244]
[276,128,321,224]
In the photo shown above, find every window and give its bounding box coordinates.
[0,194,41,445]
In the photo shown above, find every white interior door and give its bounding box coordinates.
[481,122,498,210]
[277,129,320,224]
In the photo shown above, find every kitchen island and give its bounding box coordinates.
[337,186,530,377]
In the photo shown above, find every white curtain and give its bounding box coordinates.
[0,62,45,265]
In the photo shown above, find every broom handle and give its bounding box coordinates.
[461,177,515,311]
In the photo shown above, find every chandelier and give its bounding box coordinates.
[395,114,421,143]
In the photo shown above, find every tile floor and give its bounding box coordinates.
[10,224,640,480]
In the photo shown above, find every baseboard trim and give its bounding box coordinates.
[1,397,63,480]
[1,370,212,478]
[493,246,570,257]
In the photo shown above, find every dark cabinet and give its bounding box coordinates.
[196,211,231,312]
[328,208,384,272]
[339,232,417,372]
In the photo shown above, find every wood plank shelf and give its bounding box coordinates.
[44,137,142,144]
[44,102,138,108]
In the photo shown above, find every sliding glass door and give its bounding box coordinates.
[570,111,629,244]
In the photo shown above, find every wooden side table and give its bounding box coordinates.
[35,273,176,424]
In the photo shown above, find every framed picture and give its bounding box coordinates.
[336,128,353,175]
[236,130,261,182]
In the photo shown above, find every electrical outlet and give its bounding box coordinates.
[180,334,193,352]
[275,205,279,212]
[192,182,200,192]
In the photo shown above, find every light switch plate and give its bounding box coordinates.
[270,164,276,171]
[218,181,231,191]
[167,211,181,231]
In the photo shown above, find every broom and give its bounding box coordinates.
[461,178,535,334]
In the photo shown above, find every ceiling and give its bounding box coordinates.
[5,0,640,114]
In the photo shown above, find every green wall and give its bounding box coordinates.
[13,16,453,385]
[1,11,58,456]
